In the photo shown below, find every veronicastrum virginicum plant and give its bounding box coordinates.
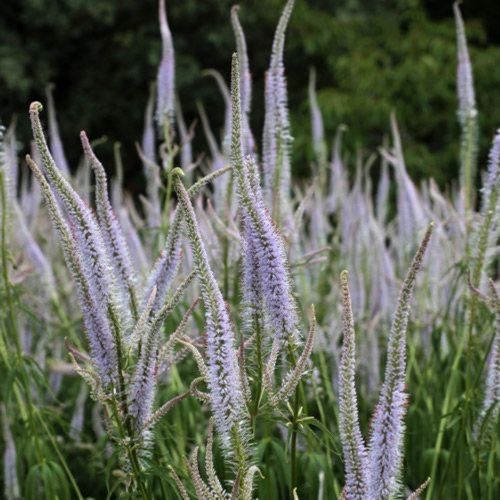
[2,0,499,498]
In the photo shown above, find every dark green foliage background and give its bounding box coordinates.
[0,0,499,191]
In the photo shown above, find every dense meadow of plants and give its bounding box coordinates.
[0,0,499,498]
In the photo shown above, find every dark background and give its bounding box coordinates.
[1,0,499,193]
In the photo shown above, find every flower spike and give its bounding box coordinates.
[368,223,433,499]
[173,168,246,450]
[454,2,478,211]
[156,0,175,128]
[339,271,369,499]
[231,54,301,350]
[25,155,118,384]
[81,131,138,320]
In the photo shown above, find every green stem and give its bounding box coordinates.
[290,388,300,495]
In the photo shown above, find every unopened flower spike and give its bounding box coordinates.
[339,270,369,500]
[231,5,255,156]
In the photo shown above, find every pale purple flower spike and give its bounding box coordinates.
[368,224,433,499]
[173,172,245,448]
[231,54,300,348]
[156,0,175,127]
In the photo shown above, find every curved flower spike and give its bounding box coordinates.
[26,155,118,384]
[29,102,124,385]
[173,169,246,450]
[142,165,232,314]
[81,131,138,320]
[368,223,433,499]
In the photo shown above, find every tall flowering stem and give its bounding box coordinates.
[368,223,433,499]
[262,0,295,223]
[231,54,300,354]
[454,2,478,214]
[172,169,247,455]
[29,102,125,387]
[339,270,369,499]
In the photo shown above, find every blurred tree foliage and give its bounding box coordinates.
[0,0,499,191]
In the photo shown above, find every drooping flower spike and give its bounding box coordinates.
[29,103,127,386]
